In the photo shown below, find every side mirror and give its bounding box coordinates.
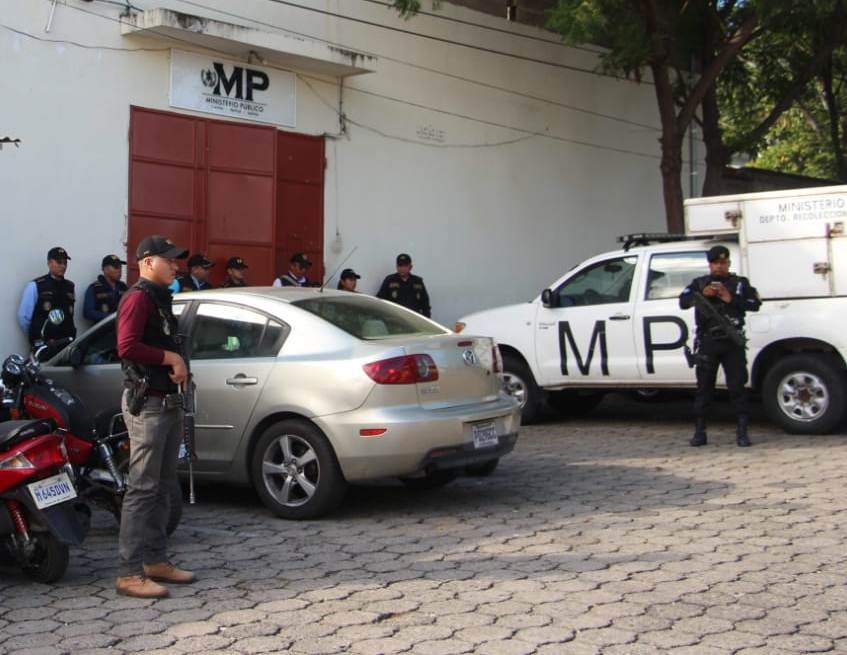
[541,289,556,308]
[68,345,84,368]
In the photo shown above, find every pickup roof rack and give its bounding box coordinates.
[616,232,731,252]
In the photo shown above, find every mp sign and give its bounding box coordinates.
[169,50,296,126]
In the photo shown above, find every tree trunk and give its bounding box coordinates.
[701,84,730,196]
[821,56,847,181]
[650,59,685,232]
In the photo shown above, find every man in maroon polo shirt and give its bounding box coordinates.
[115,235,194,598]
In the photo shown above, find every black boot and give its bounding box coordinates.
[690,418,707,447]
[736,416,751,447]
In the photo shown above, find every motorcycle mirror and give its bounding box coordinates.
[68,344,84,367]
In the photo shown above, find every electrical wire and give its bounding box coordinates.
[354,0,605,55]
[0,20,167,52]
[174,0,662,133]
[16,2,672,159]
[255,0,640,83]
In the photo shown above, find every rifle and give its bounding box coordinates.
[689,291,746,348]
[177,335,197,505]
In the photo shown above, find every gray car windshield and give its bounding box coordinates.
[293,296,446,340]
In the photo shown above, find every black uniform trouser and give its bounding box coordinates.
[693,337,748,420]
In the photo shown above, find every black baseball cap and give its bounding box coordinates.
[136,235,189,260]
[291,253,313,268]
[706,245,730,262]
[187,253,214,269]
[396,253,412,266]
[226,256,248,269]
[47,247,70,261]
[102,254,126,268]
[340,268,361,280]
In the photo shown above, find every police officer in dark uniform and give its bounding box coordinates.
[115,235,194,598]
[377,253,431,317]
[17,246,76,349]
[679,245,761,447]
[84,254,128,323]
[221,257,248,288]
[177,254,214,291]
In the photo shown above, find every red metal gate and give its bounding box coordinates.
[128,106,324,286]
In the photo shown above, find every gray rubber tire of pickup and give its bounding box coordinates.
[502,353,542,424]
[763,354,846,435]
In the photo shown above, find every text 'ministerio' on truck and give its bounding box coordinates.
[457,185,847,435]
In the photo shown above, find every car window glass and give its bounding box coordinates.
[293,295,446,340]
[646,252,709,300]
[258,319,287,356]
[82,320,119,365]
[172,303,185,316]
[556,256,637,307]
[192,303,273,359]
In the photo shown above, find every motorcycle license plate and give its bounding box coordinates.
[472,422,499,449]
[27,472,77,510]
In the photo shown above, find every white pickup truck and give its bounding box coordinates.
[457,185,847,434]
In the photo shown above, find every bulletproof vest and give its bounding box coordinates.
[694,275,746,334]
[29,275,76,345]
[221,277,245,288]
[119,280,180,393]
[92,275,128,315]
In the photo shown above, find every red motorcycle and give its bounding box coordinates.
[0,417,90,582]
[2,348,182,535]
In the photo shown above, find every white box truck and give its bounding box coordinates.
[457,185,847,434]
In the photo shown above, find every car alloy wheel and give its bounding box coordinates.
[776,371,830,423]
[261,434,320,507]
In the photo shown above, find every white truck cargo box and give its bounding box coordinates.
[685,185,847,299]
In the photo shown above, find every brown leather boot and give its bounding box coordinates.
[144,561,196,584]
[116,575,169,598]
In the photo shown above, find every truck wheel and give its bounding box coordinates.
[502,353,541,424]
[763,354,846,434]
[251,419,347,520]
[548,390,604,417]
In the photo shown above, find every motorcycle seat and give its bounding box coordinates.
[0,419,57,452]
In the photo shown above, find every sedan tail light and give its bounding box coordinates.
[492,344,503,374]
[363,355,439,384]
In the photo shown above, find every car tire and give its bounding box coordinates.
[464,458,499,477]
[763,354,846,435]
[251,419,347,520]
[401,469,459,490]
[502,352,542,424]
[547,390,604,417]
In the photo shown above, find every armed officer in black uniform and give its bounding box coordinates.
[377,253,431,317]
[679,245,761,447]
[83,254,129,323]
[17,246,77,349]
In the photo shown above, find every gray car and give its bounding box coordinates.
[44,288,520,519]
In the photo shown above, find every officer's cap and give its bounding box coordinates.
[396,253,412,266]
[226,256,248,270]
[136,235,189,260]
[340,268,361,280]
[706,245,730,263]
[47,246,70,261]
[102,254,126,268]
[291,253,313,268]
[187,253,214,269]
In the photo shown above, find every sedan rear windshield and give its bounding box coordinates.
[292,295,446,340]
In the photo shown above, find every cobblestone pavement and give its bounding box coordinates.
[2,395,847,655]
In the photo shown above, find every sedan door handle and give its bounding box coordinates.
[608,314,631,321]
[226,375,259,386]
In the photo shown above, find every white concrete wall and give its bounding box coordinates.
[0,0,682,353]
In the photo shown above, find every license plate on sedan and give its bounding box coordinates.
[472,422,499,449]
[27,472,77,510]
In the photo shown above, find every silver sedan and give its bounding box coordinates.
[44,288,520,519]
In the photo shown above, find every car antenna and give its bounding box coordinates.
[320,246,358,293]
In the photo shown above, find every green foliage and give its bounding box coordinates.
[390,0,441,19]
[752,107,840,180]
